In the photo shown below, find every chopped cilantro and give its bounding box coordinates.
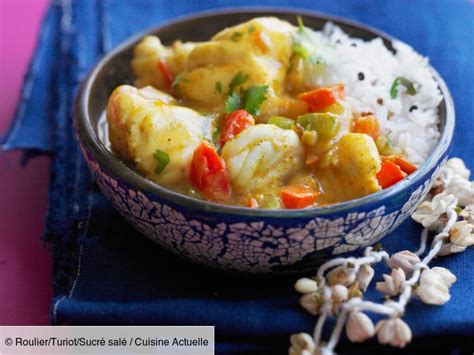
[228,72,249,94]
[153,150,170,175]
[171,73,190,96]
[224,84,269,115]
[248,25,256,33]
[291,16,334,66]
[292,42,310,60]
[297,15,304,31]
[215,81,222,94]
[212,126,222,146]
[225,92,241,113]
[230,31,243,42]
[390,77,417,99]
[242,85,269,115]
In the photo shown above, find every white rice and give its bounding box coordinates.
[305,23,442,166]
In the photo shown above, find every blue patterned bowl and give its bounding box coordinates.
[74,8,454,273]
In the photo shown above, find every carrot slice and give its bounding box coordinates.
[393,156,417,175]
[281,185,320,209]
[376,161,407,189]
[353,115,380,139]
[382,156,417,175]
[298,84,346,112]
[157,59,174,88]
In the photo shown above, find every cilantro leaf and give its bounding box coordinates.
[171,73,190,96]
[390,78,401,98]
[297,15,304,31]
[153,150,170,175]
[225,92,241,113]
[228,72,249,94]
[292,42,310,60]
[242,85,269,115]
[215,81,222,94]
[212,127,222,147]
[230,31,243,42]
[390,77,417,99]
[291,17,334,66]
[401,78,417,95]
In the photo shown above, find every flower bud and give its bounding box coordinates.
[376,268,406,296]
[446,157,470,179]
[417,267,456,305]
[295,278,318,294]
[345,311,375,342]
[375,318,412,348]
[356,264,374,291]
[389,250,420,275]
[327,266,355,287]
[289,333,315,355]
[299,293,321,315]
[449,221,474,248]
[330,285,349,303]
[459,204,474,223]
[412,193,457,229]
[431,267,456,287]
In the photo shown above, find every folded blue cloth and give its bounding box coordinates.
[3,0,474,353]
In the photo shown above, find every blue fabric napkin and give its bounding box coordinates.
[3,0,474,353]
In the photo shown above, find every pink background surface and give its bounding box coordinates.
[0,0,51,324]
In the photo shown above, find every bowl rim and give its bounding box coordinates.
[75,6,455,218]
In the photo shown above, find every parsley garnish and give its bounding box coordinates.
[171,73,190,96]
[228,72,249,94]
[242,85,269,115]
[225,92,241,113]
[212,127,222,147]
[297,15,304,31]
[224,72,268,115]
[291,15,333,66]
[153,150,170,175]
[390,77,417,99]
[224,85,269,115]
[230,31,243,42]
[215,81,222,94]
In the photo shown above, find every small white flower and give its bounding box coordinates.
[438,242,466,256]
[449,221,474,248]
[299,293,322,315]
[431,267,457,286]
[445,176,474,206]
[295,278,319,294]
[460,204,474,223]
[446,157,470,179]
[376,268,406,296]
[439,221,474,256]
[389,250,421,275]
[356,264,374,292]
[330,285,349,303]
[289,333,315,355]
[327,266,355,286]
[375,318,412,348]
[417,267,456,305]
[412,192,458,229]
[345,311,375,342]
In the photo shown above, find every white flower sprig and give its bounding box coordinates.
[290,158,474,355]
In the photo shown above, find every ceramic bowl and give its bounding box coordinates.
[74,8,454,273]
